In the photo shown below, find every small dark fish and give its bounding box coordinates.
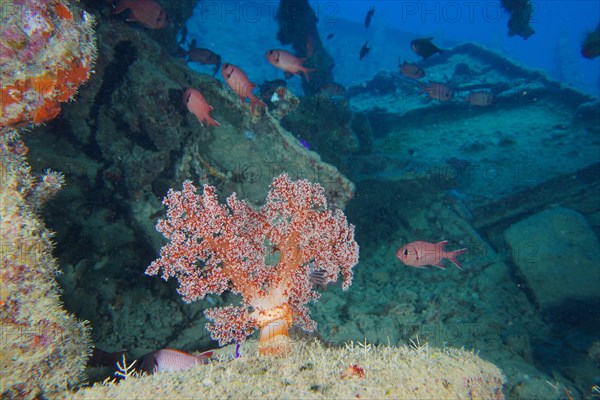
[410,37,443,59]
[359,41,371,60]
[581,23,600,59]
[176,39,221,76]
[326,33,334,40]
[187,48,221,66]
[364,6,375,28]
[89,348,127,367]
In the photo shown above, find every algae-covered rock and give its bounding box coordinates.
[504,207,600,309]
[69,340,505,399]
[0,129,92,398]
[49,18,355,208]
[0,0,96,128]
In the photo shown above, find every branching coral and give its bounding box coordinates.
[146,174,359,356]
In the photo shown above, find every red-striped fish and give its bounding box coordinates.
[221,63,266,114]
[139,348,213,373]
[183,88,220,127]
[113,0,168,29]
[396,240,466,270]
[265,49,316,82]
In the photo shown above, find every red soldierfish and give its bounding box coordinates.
[139,348,213,373]
[419,81,454,102]
[221,63,266,113]
[396,240,466,270]
[399,61,425,79]
[113,0,168,29]
[265,49,316,82]
[183,88,220,127]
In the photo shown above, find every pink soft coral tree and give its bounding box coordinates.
[146,174,359,356]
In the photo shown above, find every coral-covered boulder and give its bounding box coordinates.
[0,0,96,128]
[1,129,92,398]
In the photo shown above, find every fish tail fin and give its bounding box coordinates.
[250,97,266,114]
[448,248,467,270]
[195,350,213,364]
[301,67,317,82]
[209,117,220,127]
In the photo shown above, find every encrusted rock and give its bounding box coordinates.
[504,207,600,309]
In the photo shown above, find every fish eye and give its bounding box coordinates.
[403,249,408,256]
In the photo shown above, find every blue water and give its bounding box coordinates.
[183,0,600,97]
[326,0,600,96]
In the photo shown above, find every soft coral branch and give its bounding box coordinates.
[146,174,359,355]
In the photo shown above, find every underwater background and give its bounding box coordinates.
[183,0,600,97]
[2,0,599,398]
